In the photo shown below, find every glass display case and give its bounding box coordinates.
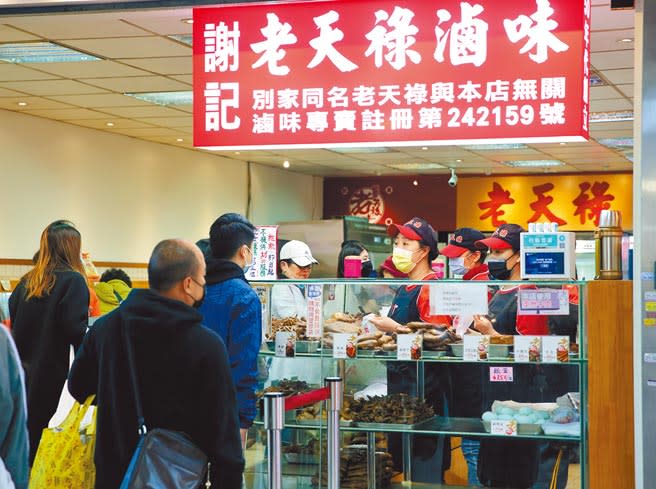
[247,279,587,489]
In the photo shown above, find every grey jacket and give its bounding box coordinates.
[0,326,29,489]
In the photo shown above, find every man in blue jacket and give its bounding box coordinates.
[199,213,262,447]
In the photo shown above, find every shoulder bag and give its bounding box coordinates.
[119,321,211,489]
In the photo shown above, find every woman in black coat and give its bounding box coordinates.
[9,220,89,462]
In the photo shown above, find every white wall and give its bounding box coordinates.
[0,109,322,262]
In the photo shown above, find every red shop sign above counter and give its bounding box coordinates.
[193,0,591,150]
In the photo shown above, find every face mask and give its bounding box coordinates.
[392,247,419,274]
[486,254,516,281]
[187,278,206,308]
[361,260,374,278]
[449,256,467,277]
[243,247,254,275]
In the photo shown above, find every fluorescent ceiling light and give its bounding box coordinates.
[388,162,445,170]
[169,35,192,46]
[590,111,633,123]
[330,147,391,154]
[596,138,633,149]
[124,91,192,106]
[504,160,564,168]
[0,42,100,63]
[463,143,528,150]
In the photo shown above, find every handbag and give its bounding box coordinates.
[29,395,96,489]
[119,321,211,489]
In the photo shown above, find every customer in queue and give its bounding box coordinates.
[337,240,374,278]
[68,239,244,489]
[94,268,132,315]
[199,213,262,448]
[9,220,89,463]
[0,325,28,489]
[271,240,318,318]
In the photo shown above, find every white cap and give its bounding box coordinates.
[279,240,318,267]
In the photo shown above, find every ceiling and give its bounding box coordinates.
[0,1,635,177]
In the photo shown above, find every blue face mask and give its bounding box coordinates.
[449,257,467,277]
[243,246,253,275]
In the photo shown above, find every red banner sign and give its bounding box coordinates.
[193,0,590,149]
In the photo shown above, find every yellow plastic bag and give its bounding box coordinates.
[29,395,96,489]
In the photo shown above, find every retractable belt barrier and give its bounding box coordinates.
[264,378,343,489]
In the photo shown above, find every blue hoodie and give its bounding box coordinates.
[0,326,29,489]
[199,259,262,429]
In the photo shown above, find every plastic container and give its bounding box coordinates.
[343,258,362,278]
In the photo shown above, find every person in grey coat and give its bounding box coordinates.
[0,325,29,489]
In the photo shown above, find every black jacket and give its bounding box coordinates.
[9,269,89,462]
[68,288,244,489]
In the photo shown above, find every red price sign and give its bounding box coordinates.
[490,366,514,382]
[193,0,591,149]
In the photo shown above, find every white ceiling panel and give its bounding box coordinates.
[82,75,189,92]
[590,29,635,52]
[61,36,190,59]
[0,24,41,41]
[0,62,59,82]
[590,85,624,100]
[24,107,110,120]
[138,116,191,127]
[99,105,188,118]
[108,126,186,137]
[591,49,634,70]
[591,5,634,30]
[602,68,633,84]
[4,14,149,39]
[590,98,633,111]
[0,96,70,110]
[0,86,22,96]
[0,79,108,96]
[65,117,155,129]
[49,93,150,107]
[117,56,191,75]
[169,74,192,85]
[28,60,151,79]
[120,9,193,36]
[615,83,634,97]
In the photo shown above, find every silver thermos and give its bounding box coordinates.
[595,210,623,280]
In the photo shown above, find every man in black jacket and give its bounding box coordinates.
[68,239,244,489]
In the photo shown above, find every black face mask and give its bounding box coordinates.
[361,260,374,278]
[188,278,206,309]
[486,254,516,281]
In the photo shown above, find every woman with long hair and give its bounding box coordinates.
[9,220,89,462]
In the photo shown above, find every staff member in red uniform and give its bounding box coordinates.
[440,227,489,280]
[472,224,550,488]
[369,217,452,483]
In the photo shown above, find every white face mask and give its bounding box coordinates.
[449,256,467,277]
[243,247,253,274]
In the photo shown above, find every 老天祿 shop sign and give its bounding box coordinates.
[193,0,591,150]
[456,173,632,232]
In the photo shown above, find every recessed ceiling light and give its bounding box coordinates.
[125,91,192,106]
[181,18,194,24]
[105,122,114,127]
[412,180,419,186]
[176,138,184,142]
[283,160,290,169]
[235,151,241,155]
[17,101,27,106]
[559,142,566,145]
[618,37,634,43]
[421,146,428,151]
[0,41,101,63]
[504,159,564,168]
[455,159,463,163]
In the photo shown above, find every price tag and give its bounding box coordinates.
[333,333,357,359]
[514,336,542,363]
[397,334,422,361]
[542,336,569,363]
[275,332,296,358]
[305,284,323,338]
[489,366,514,382]
[429,283,488,316]
[491,419,518,436]
[464,335,489,362]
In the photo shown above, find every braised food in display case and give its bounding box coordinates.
[350,394,435,425]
